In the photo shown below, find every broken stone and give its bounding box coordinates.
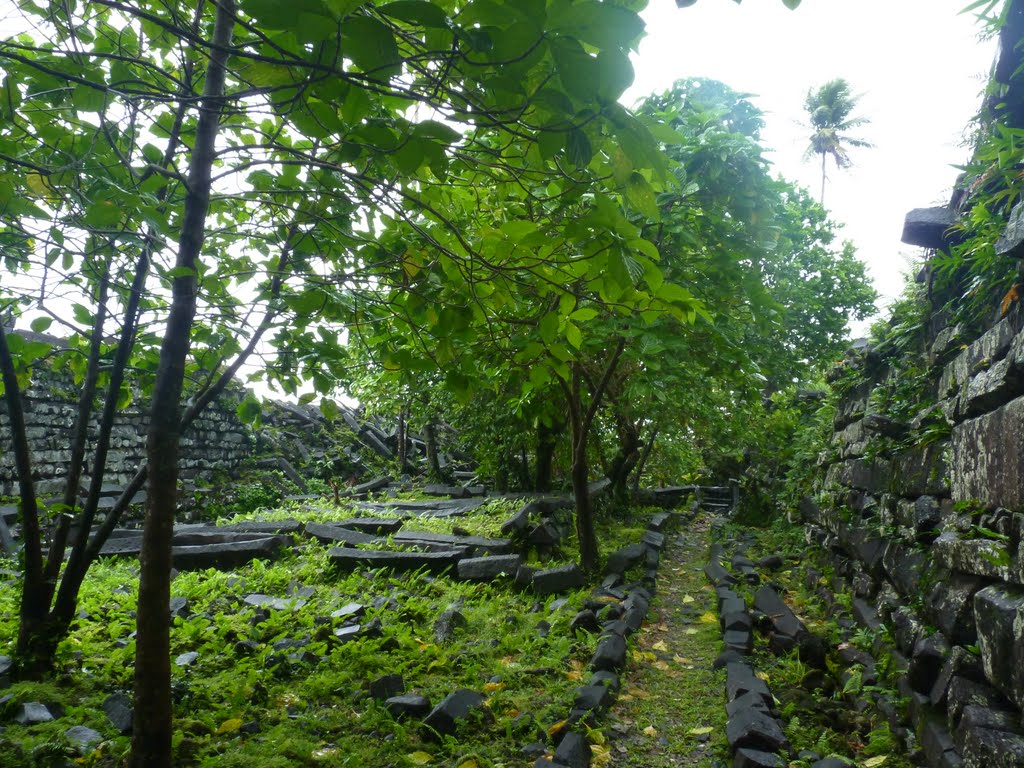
[369,674,404,701]
[589,634,627,672]
[457,554,521,581]
[553,731,591,768]
[422,689,486,738]
[304,522,381,547]
[434,604,467,644]
[385,694,431,718]
[735,749,785,768]
[973,585,1024,709]
[570,610,601,635]
[103,693,132,734]
[65,725,102,753]
[605,544,646,576]
[243,594,306,611]
[15,702,54,725]
[532,563,585,595]
[573,684,612,713]
[328,547,462,574]
[726,706,788,753]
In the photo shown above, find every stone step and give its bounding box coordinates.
[327,547,464,574]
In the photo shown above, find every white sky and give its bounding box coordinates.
[626,0,999,321]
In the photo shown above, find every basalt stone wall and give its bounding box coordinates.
[0,366,253,498]
[807,257,1024,766]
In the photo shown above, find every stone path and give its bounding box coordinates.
[604,516,728,767]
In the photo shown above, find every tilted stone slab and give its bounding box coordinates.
[393,530,512,555]
[328,547,462,574]
[902,206,957,250]
[354,498,487,517]
[753,586,804,639]
[335,517,404,535]
[215,519,305,536]
[422,689,486,738]
[532,563,585,595]
[304,522,382,548]
[100,529,289,569]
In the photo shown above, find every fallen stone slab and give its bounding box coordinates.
[533,563,585,595]
[422,689,486,738]
[704,559,738,586]
[369,674,405,701]
[726,706,788,753]
[573,684,613,713]
[605,543,646,576]
[14,702,55,725]
[215,519,305,536]
[355,498,487,517]
[304,522,382,547]
[334,517,405,535]
[457,554,521,581]
[726,663,772,705]
[328,547,463,574]
[641,530,665,551]
[385,694,431,718]
[422,484,469,498]
[243,593,307,611]
[647,512,676,532]
[500,504,533,536]
[100,530,290,570]
[65,725,102,753]
[753,586,804,640]
[393,530,513,556]
[348,476,391,496]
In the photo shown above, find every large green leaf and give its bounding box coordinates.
[340,16,402,79]
[379,1,449,27]
[550,1,645,51]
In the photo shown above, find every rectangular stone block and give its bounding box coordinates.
[939,319,1017,399]
[972,585,1024,711]
[953,395,1024,509]
[890,442,950,497]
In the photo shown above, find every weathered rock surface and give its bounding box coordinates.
[328,547,462,574]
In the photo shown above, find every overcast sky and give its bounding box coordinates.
[626,0,999,323]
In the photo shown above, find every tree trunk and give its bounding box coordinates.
[534,420,561,492]
[820,151,827,205]
[607,415,641,505]
[397,405,408,471]
[423,420,442,481]
[630,426,659,497]
[131,3,234,766]
[1,323,47,677]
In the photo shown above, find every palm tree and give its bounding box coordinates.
[804,79,872,204]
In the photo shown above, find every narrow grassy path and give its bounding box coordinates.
[603,515,728,768]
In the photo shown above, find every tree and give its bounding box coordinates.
[804,78,872,204]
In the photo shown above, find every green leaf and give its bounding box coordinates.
[539,312,558,345]
[72,84,107,113]
[379,1,449,27]
[569,308,598,322]
[237,396,262,425]
[781,0,801,8]
[564,321,582,349]
[341,17,401,80]
[566,129,593,168]
[550,2,645,51]
[320,398,341,420]
[413,119,461,144]
[626,173,660,220]
[29,317,53,333]
[500,220,538,242]
[84,200,121,228]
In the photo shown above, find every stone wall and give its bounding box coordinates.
[0,365,253,498]
[808,240,1024,765]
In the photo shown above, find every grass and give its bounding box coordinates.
[0,495,651,767]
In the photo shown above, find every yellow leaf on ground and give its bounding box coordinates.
[682,595,695,603]
[653,660,670,670]
[643,725,658,738]
[673,655,692,664]
[505,709,520,718]
[456,761,478,768]
[406,751,433,766]
[699,612,718,624]
[652,640,669,652]
[864,757,888,768]
[689,726,714,735]
[591,743,612,768]
[484,682,505,693]
[626,686,652,700]
[215,719,242,735]
[684,628,698,635]
[547,719,568,738]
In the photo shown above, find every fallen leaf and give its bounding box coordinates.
[547,719,569,738]
[406,751,432,766]
[652,640,669,652]
[683,628,698,635]
[699,612,717,624]
[215,718,242,735]
[626,686,651,700]
[673,655,692,664]
[864,758,888,768]
[643,725,658,738]
[504,709,520,718]
[456,761,478,768]
[653,660,670,670]
[484,682,505,693]
[591,743,612,768]
[682,595,695,604]
[688,726,714,736]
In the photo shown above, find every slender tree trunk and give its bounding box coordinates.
[131,3,234,765]
[820,151,826,205]
[423,420,442,481]
[607,415,641,505]
[0,323,47,677]
[560,340,626,574]
[397,405,408,471]
[534,420,561,492]
[630,426,659,497]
